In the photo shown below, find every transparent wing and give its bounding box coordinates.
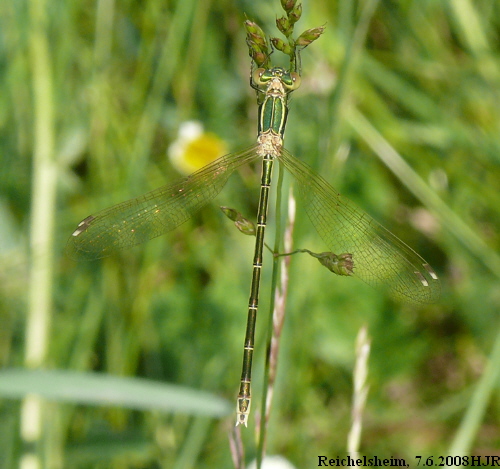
[278,148,440,304]
[66,146,260,260]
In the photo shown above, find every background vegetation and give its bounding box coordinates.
[1,0,500,467]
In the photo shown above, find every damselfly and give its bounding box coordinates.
[67,14,440,427]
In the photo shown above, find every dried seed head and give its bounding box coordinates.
[296,26,326,47]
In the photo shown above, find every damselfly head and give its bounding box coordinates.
[252,67,301,92]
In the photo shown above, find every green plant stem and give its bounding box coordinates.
[90,0,115,186]
[348,108,500,280]
[449,329,500,454]
[256,163,286,468]
[26,0,56,369]
[130,0,196,188]
[22,0,57,465]
[322,0,380,176]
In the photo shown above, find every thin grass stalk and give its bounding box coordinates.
[347,325,371,455]
[448,328,500,455]
[322,0,380,176]
[25,0,56,370]
[256,163,287,468]
[177,0,213,117]
[265,189,295,424]
[229,426,245,469]
[172,417,211,469]
[130,0,197,185]
[448,0,489,57]
[90,0,116,186]
[348,108,500,279]
[21,0,57,466]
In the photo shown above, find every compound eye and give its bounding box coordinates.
[252,68,267,85]
[288,72,301,90]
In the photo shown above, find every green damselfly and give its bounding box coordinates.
[67,17,440,427]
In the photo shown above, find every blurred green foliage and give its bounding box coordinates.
[1,0,500,467]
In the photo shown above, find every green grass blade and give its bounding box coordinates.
[0,369,230,417]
